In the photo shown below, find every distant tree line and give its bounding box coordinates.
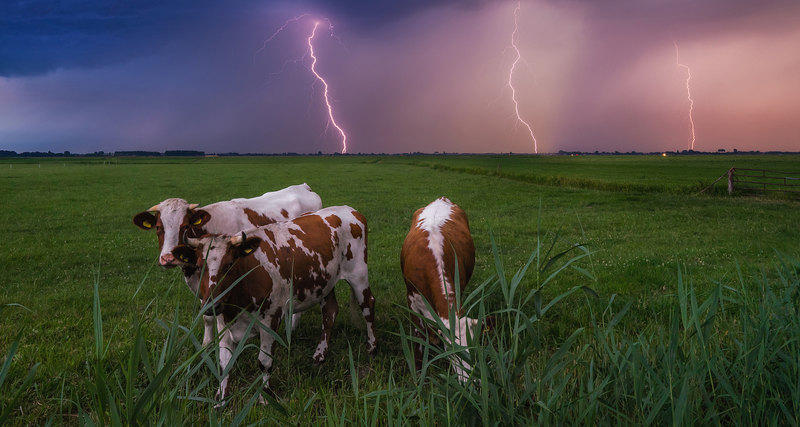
[0,149,797,158]
[556,149,799,156]
[0,150,205,157]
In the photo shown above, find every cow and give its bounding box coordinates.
[400,197,489,382]
[132,184,322,346]
[170,206,376,404]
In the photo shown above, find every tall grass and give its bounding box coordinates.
[0,306,40,423]
[2,240,799,423]
[78,269,292,424]
[343,246,800,424]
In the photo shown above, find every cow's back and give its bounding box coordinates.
[202,184,323,235]
[401,198,474,317]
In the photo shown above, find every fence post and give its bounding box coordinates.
[727,168,734,195]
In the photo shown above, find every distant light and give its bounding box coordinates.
[662,152,668,157]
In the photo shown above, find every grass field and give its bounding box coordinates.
[1,154,799,423]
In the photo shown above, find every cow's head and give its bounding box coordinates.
[132,198,211,268]
[171,233,262,312]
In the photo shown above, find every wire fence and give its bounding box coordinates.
[729,167,800,195]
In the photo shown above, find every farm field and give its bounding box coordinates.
[390,154,800,193]
[1,154,799,423]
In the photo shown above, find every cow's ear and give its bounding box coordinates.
[133,212,157,230]
[235,237,262,258]
[188,209,211,227]
[172,245,197,265]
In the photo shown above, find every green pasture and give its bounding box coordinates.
[1,155,798,423]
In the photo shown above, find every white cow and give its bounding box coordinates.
[132,184,322,345]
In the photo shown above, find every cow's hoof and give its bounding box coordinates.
[214,390,227,409]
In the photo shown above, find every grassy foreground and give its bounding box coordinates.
[1,155,799,423]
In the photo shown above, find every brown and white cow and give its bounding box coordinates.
[171,206,376,403]
[132,184,322,345]
[401,197,486,382]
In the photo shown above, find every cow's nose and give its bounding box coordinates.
[159,253,177,267]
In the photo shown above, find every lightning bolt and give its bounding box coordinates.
[307,21,348,154]
[674,41,696,151]
[254,13,310,60]
[255,16,349,154]
[507,1,538,153]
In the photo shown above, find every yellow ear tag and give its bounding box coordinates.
[179,255,188,262]
[142,221,151,228]
[243,247,253,254]
[193,218,202,225]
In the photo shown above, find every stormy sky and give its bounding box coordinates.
[1,0,799,153]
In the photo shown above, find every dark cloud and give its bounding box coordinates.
[4,0,795,77]
[1,0,798,153]
[0,0,227,76]
[0,0,492,77]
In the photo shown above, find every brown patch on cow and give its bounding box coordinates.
[244,208,277,227]
[400,201,474,319]
[210,253,275,322]
[350,210,367,263]
[351,210,367,227]
[361,288,375,323]
[181,264,198,278]
[325,214,342,228]
[249,215,334,298]
[281,209,289,218]
[346,243,353,260]
[155,217,165,250]
[349,223,362,239]
[289,215,335,267]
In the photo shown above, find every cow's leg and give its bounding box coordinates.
[257,307,282,404]
[313,292,339,364]
[349,289,363,328]
[202,315,216,347]
[411,315,425,372]
[291,312,303,331]
[215,319,234,408]
[346,275,376,355]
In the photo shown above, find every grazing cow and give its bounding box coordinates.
[132,184,322,345]
[171,206,376,403]
[401,197,488,382]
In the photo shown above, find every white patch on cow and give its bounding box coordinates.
[313,340,328,361]
[449,316,478,382]
[409,291,477,383]
[156,198,191,259]
[291,312,303,331]
[202,184,323,235]
[408,292,438,322]
[192,236,233,304]
[416,197,455,302]
[202,315,216,346]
